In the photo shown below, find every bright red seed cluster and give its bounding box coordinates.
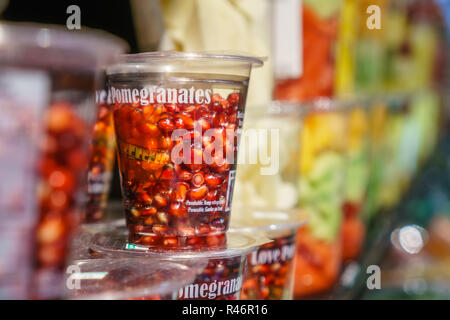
[177,256,242,300]
[113,92,243,248]
[34,101,89,296]
[241,234,296,300]
[85,104,116,223]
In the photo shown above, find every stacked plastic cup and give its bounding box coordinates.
[231,208,307,300]
[0,22,127,299]
[105,52,264,248]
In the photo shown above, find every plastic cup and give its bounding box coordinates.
[65,258,198,300]
[106,51,264,247]
[294,98,349,298]
[89,223,271,300]
[0,22,127,299]
[232,102,303,211]
[84,77,118,223]
[230,207,307,300]
[341,98,371,261]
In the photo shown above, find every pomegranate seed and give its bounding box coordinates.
[191,172,205,187]
[179,227,195,236]
[159,135,173,149]
[227,93,240,105]
[157,212,169,225]
[138,193,152,206]
[211,218,226,231]
[160,165,175,181]
[196,224,211,235]
[139,123,159,137]
[178,170,193,181]
[144,217,155,225]
[173,182,189,202]
[169,202,188,217]
[141,235,158,245]
[152,224,169,235]
[205,174,222,187]
[196,118,211,131]
[175,113,194,130]
[157,117,175,132]
[141,207,157,216]
[206,189,218,201]
[189,185,208,200]
[153,194,168,208]
[163,237,178,247]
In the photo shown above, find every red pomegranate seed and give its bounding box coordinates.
[141,207,157,216]
[196,118,211,131]
[169,202,188,217]
[160,165,175,181]
[191,172,205,187]
[205,174,222,187]
[211,93,224,103]
[159,135,173,149]
[157,117,175,132]
[173,182,189,202]
[196,224,211,235]
[227,93,240,105]
[189,185,208,200]
[152,224,169,235]
[179,227,195,236]
[157,211,169,225]
[186,237,200,246]
[178,170,193,181]
[144,217,155,225]
[205,189,218,201]
[138,193,152,206]
[141,235,158,245]
[175,113,194,130]
[153,194,168,208]
[163,237,178,247]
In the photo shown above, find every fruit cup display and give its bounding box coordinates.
[231,208,307,300]
[341,100,371,261]
[89,225,270,300]
[106,52,264,248]
[84,86,116,223]
[232,102,302,210]
[275,0,341,102]
[294,99,348,298]
[0,22,127,299]
[66,258,198,300]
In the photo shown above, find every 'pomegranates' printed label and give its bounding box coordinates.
[110,86,213,106]
[249,242,296,266]
[177,275,243,300]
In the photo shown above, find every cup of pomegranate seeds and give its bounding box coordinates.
[88,223,271,300]
[230,208,307,300]
[0,22,127,299]
[84,78,117,223]
[66,258,199,300]
[106,52,264,247]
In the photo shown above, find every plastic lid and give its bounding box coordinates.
[107,51,265,76]
[90,224,271,259]
[0,22,128,70]
[66,258,197,300]
[230,207,308,233]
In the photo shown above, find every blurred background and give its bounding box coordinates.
[0,0,450,300]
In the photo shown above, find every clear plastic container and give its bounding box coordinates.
[230,207,307,300]
[65,258,198,300]
[232,102,303,210]
[106,51,264,247]
[294,98,349,298]
[0,22,127,299]
[89,223,271,300]
[341,98,371,261]
[84,77,118,223]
